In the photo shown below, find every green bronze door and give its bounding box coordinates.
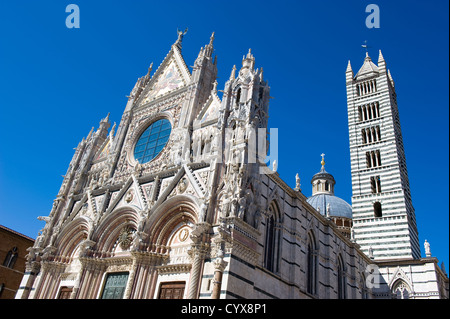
[101,272,129,299]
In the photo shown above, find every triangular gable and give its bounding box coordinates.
[196,93,221,125]
[388,267,413,289]
[138,46,191,106]
[95,139,110,161]
[105,175,147,214]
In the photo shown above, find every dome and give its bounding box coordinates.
[306,193,352,219]
[307,154,352,219]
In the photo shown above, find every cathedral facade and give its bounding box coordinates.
[16,32,448,299]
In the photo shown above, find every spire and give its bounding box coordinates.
[378,49,386,72]
[388,69,395,87]
[346,60,354,83]
[209,31,215,47]
[229,65,236,81]
[320,153,326,171]
[101,112,110,124]
[204,31,215,57]
[240,48,255,72]
[346,60,353,73]
[378,49,385,63]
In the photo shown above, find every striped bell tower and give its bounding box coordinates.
[346,50,420,260]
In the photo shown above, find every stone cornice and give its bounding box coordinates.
[156,263,192,274]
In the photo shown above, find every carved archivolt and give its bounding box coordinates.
[55,217,89,258]
[146,196,199,249]
[94,208,139,253]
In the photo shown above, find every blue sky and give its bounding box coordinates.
[0,1,448,269]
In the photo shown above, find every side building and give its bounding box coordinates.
[0,225,34,299]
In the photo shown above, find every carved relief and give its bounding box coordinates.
[125,189,134,203]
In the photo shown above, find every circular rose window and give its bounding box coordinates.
[133,118,171,164]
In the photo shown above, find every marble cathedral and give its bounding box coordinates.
[16,32,448,299]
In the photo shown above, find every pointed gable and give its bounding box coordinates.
[95,139,110,161]
[138,45,191,107]
[196,90,221,125]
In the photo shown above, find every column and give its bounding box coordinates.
[187,245,206,299]
[211,248,227,299]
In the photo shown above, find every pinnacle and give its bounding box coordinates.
[378,49,385,64]
[346,60,353,72]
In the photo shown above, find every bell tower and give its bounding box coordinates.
[346,50,420,260]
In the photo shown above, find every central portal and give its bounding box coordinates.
[158,281,186,299]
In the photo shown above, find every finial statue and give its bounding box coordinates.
[424,239,431,257]
[295,173,301,191]
[176,27,188,44]
[368,246,374,259]
[321,153,325,168]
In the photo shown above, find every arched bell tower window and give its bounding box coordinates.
[374,201,382,217]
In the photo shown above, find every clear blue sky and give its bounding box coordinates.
[0,1,448,269]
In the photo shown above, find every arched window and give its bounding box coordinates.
[366,128,372,143]
[376,150,382,166]
[370,177,376,193]
[392,280,411,299]
[264,202,280,273]
[360,273,368,299]
[307,233,317,295]
[235,88,241,108]
[2,247,18,269]
[376,176,381,193]
[363,105,368,121]
[361,129,367,144]
[337,256,346,299]
[370,176,381,194]
[374,201,382,217]
[366,152,371,168]
[265,215,275,271]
